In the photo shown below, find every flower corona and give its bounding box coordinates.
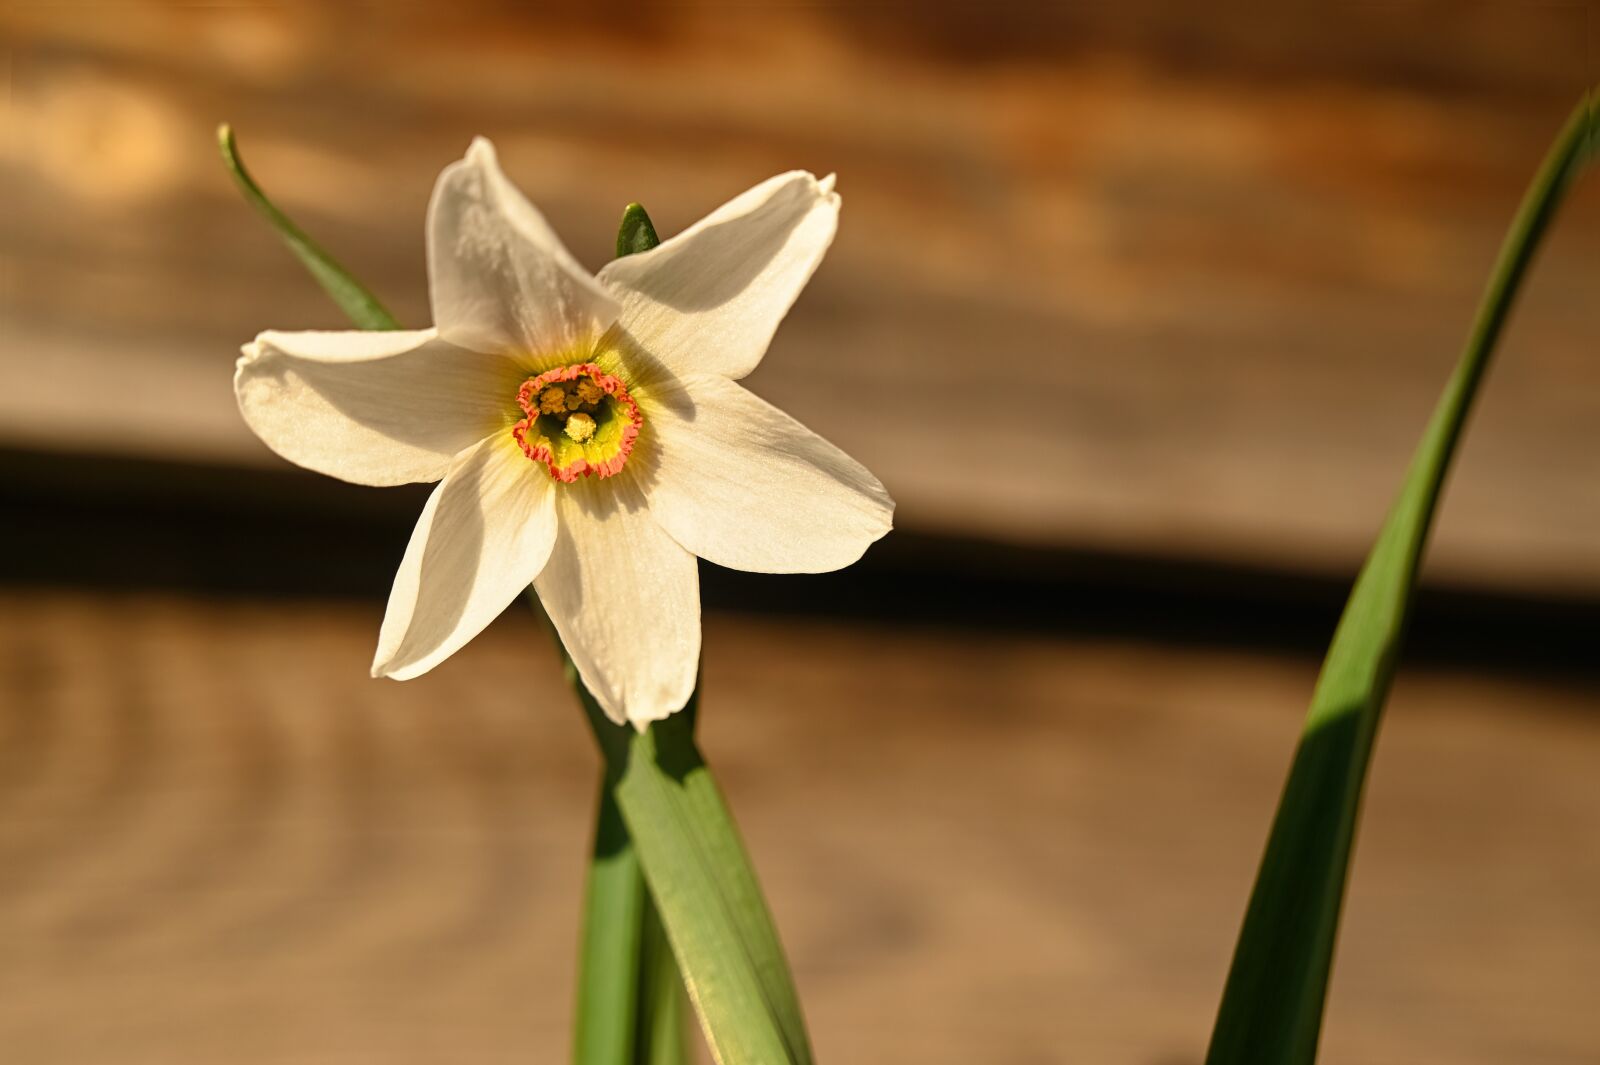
[512,363,642,482]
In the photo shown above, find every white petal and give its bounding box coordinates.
[597,171,839,381]
[428,138,619,357]
[534,481,700,728]
[373,436,557,680]
[643,375,893,573]
[235,328,517,486]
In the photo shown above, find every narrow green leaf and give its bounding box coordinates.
[573,670,813,1065]
[1206,91,1599,1065]
[217,124,401,331]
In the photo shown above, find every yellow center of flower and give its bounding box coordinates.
[512,363,641,482]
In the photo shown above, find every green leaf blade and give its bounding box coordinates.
[1205,91,1599,1065]
[217,124,401,332]
[563,611,810,1065]
[582,692,812,1065]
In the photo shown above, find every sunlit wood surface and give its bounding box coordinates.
[0,591,1594,1065]
[4,4,1600,592]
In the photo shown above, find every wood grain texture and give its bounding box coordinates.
[0,591,1594,1065]
[2,4,1599,592]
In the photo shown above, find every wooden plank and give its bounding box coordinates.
[0,591,1594,1063]
[2,5,1598,591]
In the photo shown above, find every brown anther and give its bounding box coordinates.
[539,386,568,416]
[574,379,603,406]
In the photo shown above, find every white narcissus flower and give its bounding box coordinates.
[235,139,893,727]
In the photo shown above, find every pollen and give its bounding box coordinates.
[564,412,597,442]
[539,386,567,415]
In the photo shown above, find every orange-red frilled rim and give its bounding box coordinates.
[511,363,642,482]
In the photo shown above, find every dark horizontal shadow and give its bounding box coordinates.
[2,446,1597,680]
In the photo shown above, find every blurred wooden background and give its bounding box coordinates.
[1,592,1596,1065]
[3,1,1599,589]
[2,4,1598,1064]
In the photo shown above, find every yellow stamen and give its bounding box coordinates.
[564,412,597,443]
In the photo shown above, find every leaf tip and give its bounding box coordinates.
[616,202,661,258]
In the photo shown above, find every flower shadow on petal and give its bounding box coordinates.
[598,325,698,415]
[258,343,521,452]
[383,445,496,669]
[586,324,699,510]
[561,458,657,526]
[615,180,821,313]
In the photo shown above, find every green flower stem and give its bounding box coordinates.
[572,784,679,1065]
[1205,91,1598,1065]
[219,129,811,1064]
[635,898,689,1065]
